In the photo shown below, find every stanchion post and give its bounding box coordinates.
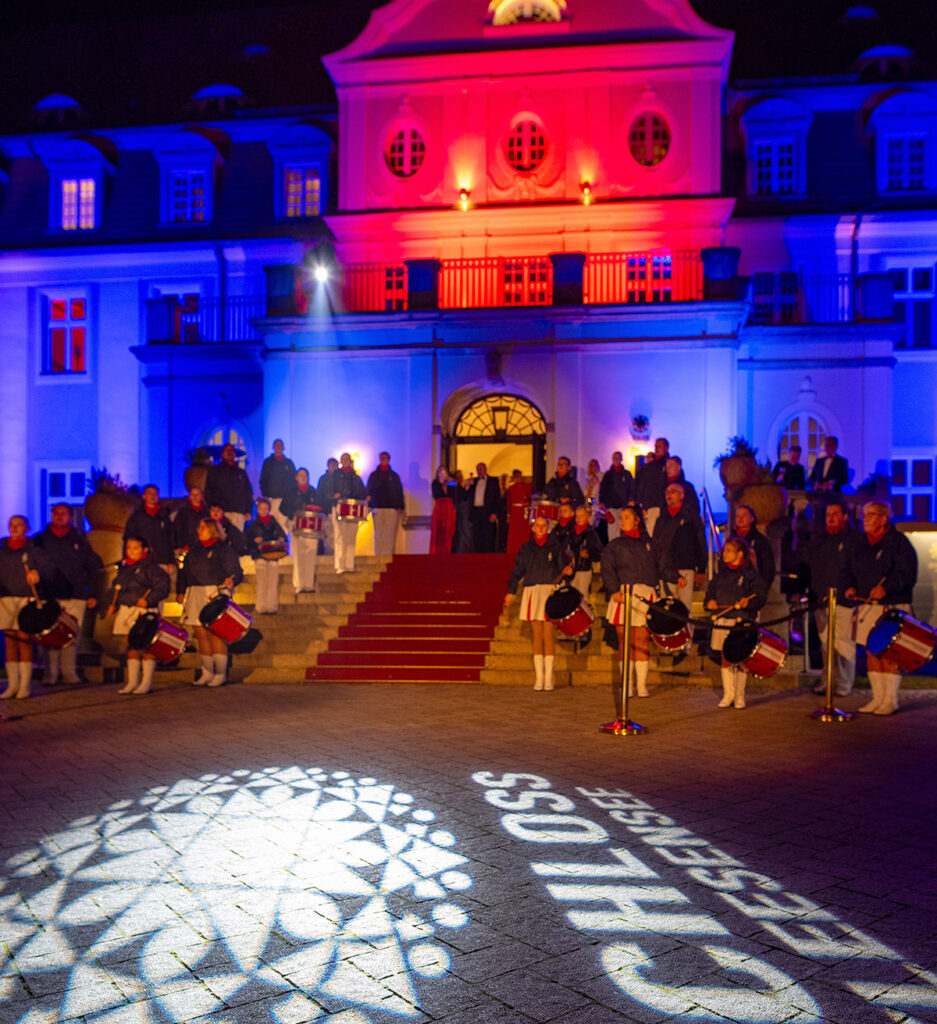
[811,586,853,722]
[600,583,647,735]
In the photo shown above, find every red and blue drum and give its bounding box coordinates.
[335,501,368,521]
[259,540,288,560]
[128,614,188,663]
[545,585,594,639]
[723,622,788,678]
[647,598,692,654]
[199,596,253,644]
[18,600,79,649]
[294,509,326,535]
[529,497,561,526]
[866,609,937,673]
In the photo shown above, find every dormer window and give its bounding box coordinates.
[61,177,96,230]
[155,128,227,226]
[868,91,937,195]
[507,120,546,172]
[41,136,115,233]
[386,128,425,178]
[267,122,330,219]
[740,97,812,198]
[285,167,321,217]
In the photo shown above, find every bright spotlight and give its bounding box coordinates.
[314,265,329,283]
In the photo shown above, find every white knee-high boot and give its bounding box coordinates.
[543,655,555,692]
[2,662,20,699]
[195,654,213,686]
[532,654,544,690]
[733,669,747,709]
[135,659,156,695]
[718,666,735,707]
[859,672,883,713]
[119,659,141,694]
[874,674,901,715]
[61,643,80,684]
[44,648,62,684]
[15,662,32,699]
[208,653,228,687]
[633,660,649,697]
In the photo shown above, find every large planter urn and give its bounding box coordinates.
[84,491,135,533]
[718,456,757,492]
[738,483,789,526]
[184,463,210,494]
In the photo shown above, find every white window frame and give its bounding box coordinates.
[155,132,222,226]
[740,98,812,199]
[890,449,936,523]
[267,124,331,219]
[41,138,110,232]
[35,463,90,530]
[869,91,937,196]
[283,165,322,218]
[37,286,92,381]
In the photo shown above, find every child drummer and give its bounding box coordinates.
[705,537,768,710]
[106,535,171,695]
[177,519,243,687]
[0,515,50,700]
[244,498,287,614]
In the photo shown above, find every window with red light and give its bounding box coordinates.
[45,296,87,374]
[628,113,670,167]
[386,129,426,178]
[507,120,546,172]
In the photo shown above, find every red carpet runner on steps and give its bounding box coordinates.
[305,553,513,683]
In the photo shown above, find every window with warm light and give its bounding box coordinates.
[779,414,826,470]
[285,166,321,217]
[44,295,88,374]
[171,170,206,222]
[488,0,566,24]
[61,177,96,230]
[386,128,426,178]
[507,120,546,172]
[628,114,670,167]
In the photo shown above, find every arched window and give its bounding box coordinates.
[455,394,545,438]
[203,426,248,469]
[488,0,566,24]
[506,120,546,173]
[778,414,826,470]
[628,113,670,167]
[386,128,426,178]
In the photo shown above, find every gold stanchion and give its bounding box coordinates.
[811,586,853,722]
[601,583,647,735]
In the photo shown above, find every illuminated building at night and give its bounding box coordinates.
[0,0,935,538]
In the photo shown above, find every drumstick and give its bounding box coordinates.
[712,594,756,621]
[107,584,121,617]
[854,578,887,605]
[21,553,41,603]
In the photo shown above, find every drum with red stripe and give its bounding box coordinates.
[199,595,253,644]
[18,599,79,649]
[335,501,368,521]
[723,622,788,678]
[545,585,594,639]
[867,609,937,673]
[128,613,188,663]
[647,598,692,653]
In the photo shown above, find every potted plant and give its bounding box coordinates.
[84,468,137,565]
[738,459,789,526]
[713,436,759,493]
[184,446,213,493]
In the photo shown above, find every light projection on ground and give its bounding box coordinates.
[0,767,472,1023]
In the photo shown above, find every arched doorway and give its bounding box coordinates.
[444,393,547,491]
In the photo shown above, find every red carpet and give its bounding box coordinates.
[306,553,513,683]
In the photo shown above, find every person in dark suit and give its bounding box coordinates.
[772,445,806,490]
[809,437,848,493]
[465,462,501,552]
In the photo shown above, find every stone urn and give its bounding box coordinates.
[84,491,135,534]
[738,483,789,526]
[184,463,210,494]
[718,456,757,493]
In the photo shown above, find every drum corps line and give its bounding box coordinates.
[504,458,934,713]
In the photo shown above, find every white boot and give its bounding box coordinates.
[532,654,544,691]
[208,653,228,687]
[874,674,901,716]
[733,670,747,709]
[718,666,735,707]
[44,648,62,685]
[634,660,649,697]
[858,672,883,713]
[15,662,32,699]
[61,643,81,684]
[2,662,20,699]
[135,658,156,695]
[543,655,555,692]
[194,655,213,686]
[626,663,636,697]
[119,659,141,694]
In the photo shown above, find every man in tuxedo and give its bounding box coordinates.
[466,462,501,552]
[809,437,849,493]
[772,445,806,490]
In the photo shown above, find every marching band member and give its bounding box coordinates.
[177,519,243,687]
[652,483,706,614]
[123,485,175,580]
[259,439,297,535]
[844,501,918,715]
[662,457,700,522]
[705,538,768,710]
[208,503,246,555]
[601,505,676,701]
[35,503,102,685]
[635,438,670,535]
[106,536,170,695]
[367,451,405,556]
[0,516,49,700]
[316,457,339,555]
[544,456,585,506]
[599,451,633,542]
[282,468,320,594]
[731,505,775,591]
[504,469,532,556]
[331,452,367,573]
[205,443,253,532]
[504,515,572,691]
[430,466,458,554]
[244,498,287,614]
[173,485,209,556]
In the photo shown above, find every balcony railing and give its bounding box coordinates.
[748,272,853,325]
[147,295,266,344]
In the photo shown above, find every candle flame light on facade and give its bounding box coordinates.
[458,187,470,212]
[580,181,592,205]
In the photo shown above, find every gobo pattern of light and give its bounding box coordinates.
[0,767,472,1022]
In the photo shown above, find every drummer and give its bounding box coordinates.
[0,516,50,701]
[560,505,603,647]
[282,468,321,593]
[244,498,288,614]
[843,501,918,716]
[106,535,171,696]
[35,503,102,685]
[504,516,572,691]
[704,537,768,710]
[544,456,585,506]
[600,505,677,702]
[330,452,368,574]
[652,483,706,615]
[177,519,244,687]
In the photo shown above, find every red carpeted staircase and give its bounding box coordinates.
[305,553,513,683]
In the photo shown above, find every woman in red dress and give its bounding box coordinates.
[430,466,457,553]
[505,469,532,556]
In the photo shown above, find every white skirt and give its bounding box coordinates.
[0,596,29,631]
[855,603,911,646]
[710,614,745,652]
[113,604,146,636]
[519,584,554,622]
[182,585,220,627]
[606,584,656,628]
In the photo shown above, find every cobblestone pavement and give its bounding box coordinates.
[1,679,936,1024]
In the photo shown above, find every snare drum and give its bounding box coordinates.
[335,501,368,521]
[866,609,937,673]
[529,497,561,526]
[199,595,253,644]
[259,540,288,560]
[128,614,188,663]
[18,599,79,649]
[723,622,788,678]
[545,585,595,639]
[647,598,692,654]
[293,510,326,535]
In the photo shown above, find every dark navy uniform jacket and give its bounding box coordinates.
[601,533,677,595]
[507,535,569,593]
[35,526,103,599]
[178,541,243,592]
[842,526,917,605]
[124,506,174,564]
[704,563,768,624]
[106,558,170,609]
